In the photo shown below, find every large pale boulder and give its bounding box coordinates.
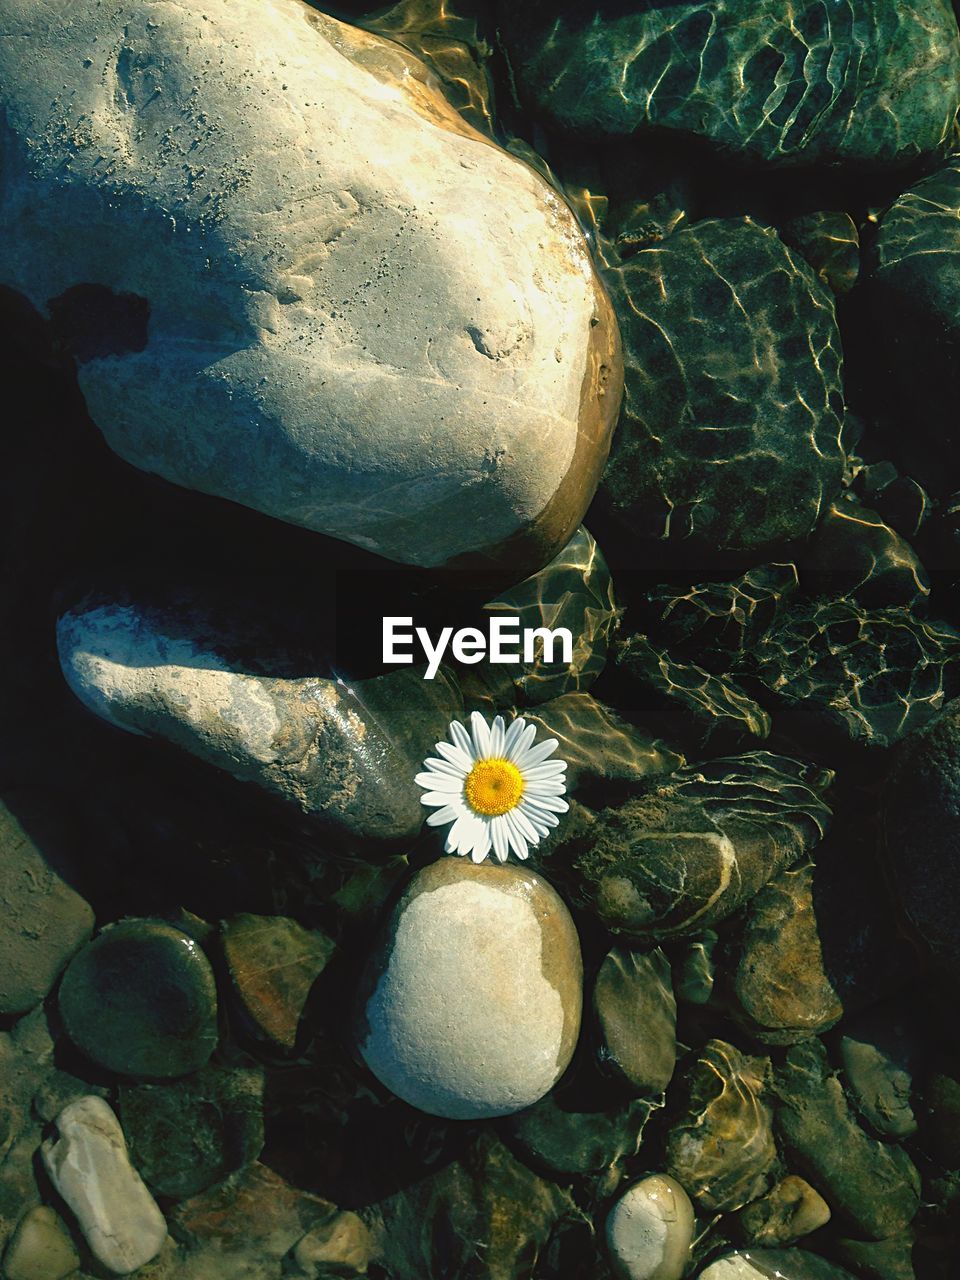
[0,0,621,573]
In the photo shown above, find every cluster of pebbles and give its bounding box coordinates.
[4,0,960,1278]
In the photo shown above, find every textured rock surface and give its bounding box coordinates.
[498,0,960,168]
[866,160,960,495]
[665,1040,777,1213]
[736,1176,831,1248]
[0,799,94,1016]
[781,212,860,296]
[884,698,960,975]
[699,1251,857,1280]
[356,859,582,1119]
[59,920,218,1079]
[839,1006,918,1140]
[600,219,844,557]
[57,596,463,840]
[222,913,335,1049]
[1,1206,79,1280]
[0,0,621,574]
[730,861,844,1045]
[800,496,929,608]
[593,948,677,1096]
[574,753,832,937]
[750,600,960,748]
[42,1096,167,1275]
[605,1174,694,1280]
[774,1039,921,1239]
[119,1066,264,1200]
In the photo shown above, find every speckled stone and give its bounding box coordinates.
[356,859,582,1119]
[598,218,844,558]
[59,920,218,1079]
[666,1040,777,1213]
[0,0,622,574]
[605,1174,694,1280]
[574,753,832,938]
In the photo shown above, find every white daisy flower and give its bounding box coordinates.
[415,711,569,864]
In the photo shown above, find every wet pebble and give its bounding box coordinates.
[605,1174,694,1280]
[41,1096,166,1275]
[736,1175,831,1248]
[699,1249,857,1279]
[839,1005,918,1141]
[59,920,218,1079]
[593,948,677,1096]
[356,859,582,1119]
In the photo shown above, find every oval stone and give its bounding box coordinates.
[356,860,582,1119]
[59,920,219,1079]
[605,1174,694,1280]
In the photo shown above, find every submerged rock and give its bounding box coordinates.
[42,1096,167,1275]
[498,0,960,168]
[593,948,677,1096]
[0,798,94,1016]
[736,1175,831,1248]
[574,753,831,938]
[605,1174,694,1280]
[356,859,582,1119]
[57,596,462,841]
[781,212,860,296]
[839,1006,918,1141]
[800,496,929,608]
[774,1039,921,1239]
[665,1039,777,1213]
[599,218,844,557]
[59,920,219,1079]
[730,861,844,1046]
[222,913,335,1049]
[0,0,621,573]
[119,1066,265,1200]
[699,1251,857,1280]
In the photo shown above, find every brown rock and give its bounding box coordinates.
[737,1175,831,1247]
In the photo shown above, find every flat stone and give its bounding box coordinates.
[57,596,463,841]
[605,1174,694,1280]
[0,798,94,1016]
[594,948,677,1096]
[42,1096,167,1276]
[119,1066,264,1200]
[58,920,218,1079]
[2,1206,80,1280]
[0,0,621,574]
[574,752,832,937]
[599,218,844,557]
[730,861,844,1045]
[774,1039,920,1239]
[498,0,960,168]
[356,859,582,1119]
[736,1176,831,1248]
[665,1040,777,1213]
[222,914,335,1049]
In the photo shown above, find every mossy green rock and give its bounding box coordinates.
[498,0,960,168]
[59,920,219,1079]
[599,219,844,557]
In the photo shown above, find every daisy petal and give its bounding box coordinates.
[435,740,473,771]
[491,818,509,863]
[420,790,463,807]
[525,781,568,797]
[470,711,492,759]
[449,720,476,761]
[523,793,569,814]
[414,771,464,793]
[471,823,491,863]
[489,714,505,758]
[507,722,538,763]
[422,756,466,777]
[521,761,567,780]
[503,811,530,860]
[510,806,541,845]
[516,737,559,766]
[503,716,527,757]
[425,804,460,826]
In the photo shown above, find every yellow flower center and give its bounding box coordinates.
[463,758,525,817]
